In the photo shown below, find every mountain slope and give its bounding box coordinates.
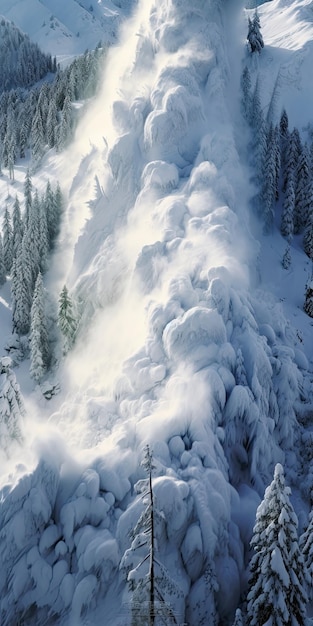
[0,0,312,624]
[0,0,133,57]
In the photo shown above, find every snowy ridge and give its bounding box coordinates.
[0,0,312,624]
[0,0,132,57]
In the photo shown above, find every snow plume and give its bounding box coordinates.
[0,0,307,624]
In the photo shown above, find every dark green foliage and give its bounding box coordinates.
[247,10,264,54]
[247,464,308,626]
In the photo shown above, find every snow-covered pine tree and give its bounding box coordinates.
[303,212,313,260]
[281,177,295,241]
[2,206,13,274]
[304,278,313,318]
[58,285,77,354]
[0,233,6,285]
[11,242,33,335]
[30,273,49,382]
[282,244,291,269]
[300,511,313,601]
[38,194,49,274]
[0,356,24,453]
[12,195,23,254]
[30,102,45,165]
[247,10,264,54]
[121,446,181,626]
[260,123,277,232]
[235,348,248,387]
[282,128,302,194]
[46,97,59,149]
[57,93,73,151]
[24,168,32,227]
[246,463,308,626]
[232,608,244,626]
[44,180,62,247]
[294,144,310,234]
[23,189,41,289]
[240,66,252,122]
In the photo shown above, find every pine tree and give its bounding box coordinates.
[300,511,313,601]
[282,244,291,270]
[294,144,310,234]
[281,177,295,240]
[11,243,33,335]
[24,168,32,227]
[232,608,244,626]
[0,233,6,285]
[12,195,23,254]
[2,206,13,274]
[57,93,73,151]
[303,212,313,260]
[246,463,308,626]
[304,278,313,318]
[30,273,49,382]
[58,285,77,354]
[121,446,180,626]
[0,356,24,453]
[247,10,264,54]
[282,128,301,194]
[30,103,45,165]
[260,124,277,232]
[240,66,252,122]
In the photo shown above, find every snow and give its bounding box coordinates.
[0,0,312,623]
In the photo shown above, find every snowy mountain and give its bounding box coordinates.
[0,0,313,624]
[0,0,134,58]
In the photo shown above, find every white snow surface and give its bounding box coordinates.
[0,0,313,624]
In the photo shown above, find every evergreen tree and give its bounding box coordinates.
[30,103,45,165]
[12,195,23,254]
[57,93,73,151]
[232,608,244,626]
[304,278,313,318]
[246,463,308,626]
[303,212,313,260]
[294,144,310,234]
[29,273,49,382]
[0,234,6,285]
[24,168,32,227]
[0,356,24,454]
[58,285,77,354]
[235,348,248,387]
[38,194,49,273]
[240,66,252,122]
[46,97,58,148]
[247,10,264,54]
[121,446,180,626]
[282,244,291,270]
[281,177,295,240]
[300,511,313,601]
[2,206,13,273]
[23,189,41,289]
[282,128,301,193]
[11,242,33,335]
[260,124,277,232]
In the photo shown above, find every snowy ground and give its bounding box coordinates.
[0,0,313,624]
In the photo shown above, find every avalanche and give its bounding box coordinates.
[0,0,312,624]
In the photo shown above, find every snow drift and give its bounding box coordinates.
[0,0,310,624]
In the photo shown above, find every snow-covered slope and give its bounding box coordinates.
[0,0,313,624]
[0,0,134,57]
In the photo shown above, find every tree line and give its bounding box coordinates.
[240,62,313,317]
[0,40,106,176]
[0,172,78,382]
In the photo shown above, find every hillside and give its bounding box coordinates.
[0,0,312,624]
[0,0,134,58]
